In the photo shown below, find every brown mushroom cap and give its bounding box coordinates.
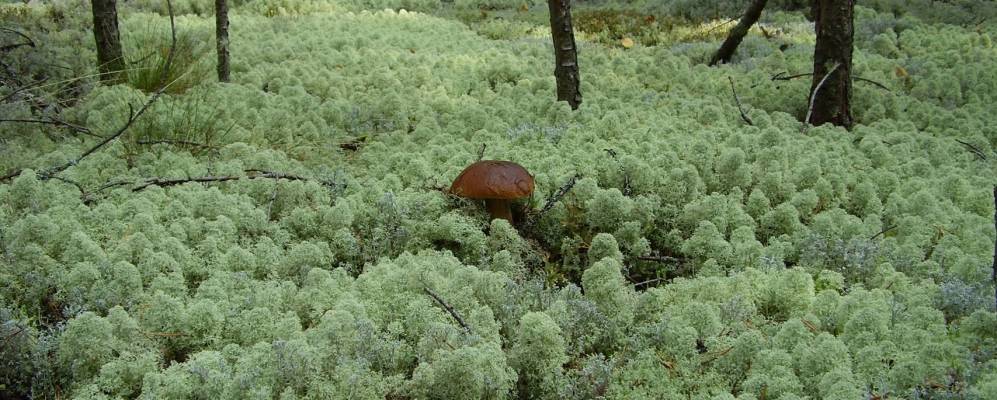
[450,160,534,199]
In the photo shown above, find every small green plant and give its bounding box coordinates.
[127,89,235,156]
[125,24,210,94]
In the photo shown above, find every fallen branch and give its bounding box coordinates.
[604,149,632,196]
[0,28,35,53]
[135,139,210,148]
[526,173,580,229]
[955,139,988,161]
[803,62,840,132]
[632,277,666,289]
[0,0,179,184]
[728,76,754,126]
[424,287,471,334]
[132,169,338,192]
[870,224,897,240]
[0,118,95,136]
[637,255,684,263]
[0,325,26,351]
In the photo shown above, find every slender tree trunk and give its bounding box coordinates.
[91,0,126,84]
[710,0,769,66]
[547,0,581,110]
[215,0,230,82]
[808,0,854,128]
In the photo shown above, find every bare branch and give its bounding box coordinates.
[424,287,471,334]
[637,255,684,263]
[632,277,666,289]
[1,0,180,184]
[604,148,632,196]
[130,169,340,192]
[870,225,897,240]
[803,62,841,132]
[0,118,95,136]
[526,173,580,229]
[728,76,754,126]
[854,76,891,92]
[955,139,988,161]
[0,326,26,351]
[771,71,890,91]
[136,139,210,148]
[0,28,35,53]
[476,143,486,162]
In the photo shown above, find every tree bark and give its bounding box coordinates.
[709,0,769,66]
[215,0,230,82]
[91,0,126,84]
[547,0,581,110]
[808,0,854,128]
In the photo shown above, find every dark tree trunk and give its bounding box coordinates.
[547,0,581,110]
[808,0,854,128]
[709,0,769,66]
[91,0,126,84]
[215,0,230,82]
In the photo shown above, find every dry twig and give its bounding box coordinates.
[604,149,632,196]
[424,287,471,334]
[955,139,988,161]
[803,62,840,132]
[0,28,35,53]
[526,173,581,229]
[728,76,754,126]
[1,0,180,184]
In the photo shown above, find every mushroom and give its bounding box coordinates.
[450,160,534,222]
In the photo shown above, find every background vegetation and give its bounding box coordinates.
[1,0,995,398]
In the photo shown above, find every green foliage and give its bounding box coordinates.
[122,14,211,94]
[2,1,996,399]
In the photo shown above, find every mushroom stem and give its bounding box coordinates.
[484,199,513,222]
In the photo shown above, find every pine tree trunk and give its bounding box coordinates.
[808,0,854,128]
[216,0,230,82]
[547,0,581,110]
[709,0,768,66]
[91,0,126,84]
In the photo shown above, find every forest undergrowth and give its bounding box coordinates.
[1,0,996,398]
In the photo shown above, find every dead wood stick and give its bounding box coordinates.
[637,255,684,263]
[424,287,471,334]
[604,149,632,196]
[131,169,336,192]
[870,225,897,240]
[728,76,754,126]
[955,139,988,161]
[0,28,35,53]
[0,118,95,136]
[772,71,890,91]
[803,62,840,132]
[476,143,486,162]
[0,0,179,184]
[0,326,26,351]
[526,173,580,229]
